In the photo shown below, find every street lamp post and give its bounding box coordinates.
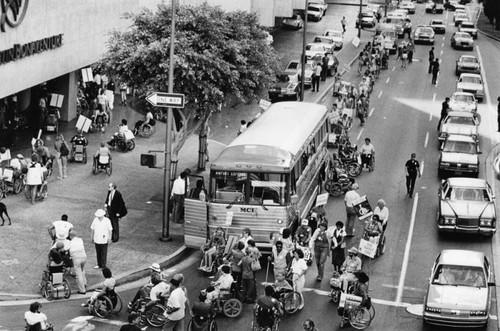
[160,0,177,242]
[300,0,308,101]
[358,0,363,38]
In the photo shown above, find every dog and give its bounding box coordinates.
[0,202,11,226]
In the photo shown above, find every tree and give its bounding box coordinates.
[99,3,281,165]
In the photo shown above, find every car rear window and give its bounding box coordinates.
[433,265,486,287]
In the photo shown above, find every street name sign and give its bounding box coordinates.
[146,92,185,108]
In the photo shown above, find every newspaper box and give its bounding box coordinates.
[339,293,362,309]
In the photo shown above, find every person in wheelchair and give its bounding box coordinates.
[10,153,29,176]
[363,215,383,244]
[351,271,370,308]
[271,271,293,300]
[295,219,312,246]
[94,142,111,165]
[202,265,234,305]
[145,273,170,308]
[35,144,54,171]
[255,286,283,329]
[70,130,89,148]
[133,109,154,135]
[25,302,53,331]
[82,267,117,308]
[199,227,226,272]
[107,119,130,148]
[92,107,109,128]
[127,262,164,310]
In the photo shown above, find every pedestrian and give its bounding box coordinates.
[438,97,450,130]
[268,240,288,280]
[401,44,408,69]
[407,39,414,63]
[106,79,115,111]
[303,319,318,331]
[26,154,44,205]
[312,64,321,92]
[104,182,126,243]
[171,172,187,223]
[228,241,245,292]
[341,16,347,35]
[321,54,329,81]
[329,221,346,272]
[344,183,360,237]
[68,231,87,294]
[24,302,52,331]
[90,208,112,269]
[373,200,389,230]
[428,47,435,73]
[310,221,331,282]
[405,153,421,198]
[53,133,69,179]
[240,249,257,303]
[120,312,142,331]
[431,58,440,85]
[162,277,187,331]
[497,97,500,132]
[291,249,307,310]
[119,82,127,106]
[47,214,73,244]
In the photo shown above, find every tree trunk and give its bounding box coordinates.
[197,118,210,171]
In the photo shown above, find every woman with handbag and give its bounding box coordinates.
[330,221,346,272]
[54,133,69,179]
[290,249,308,310]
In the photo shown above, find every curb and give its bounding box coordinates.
[0,245,191,304]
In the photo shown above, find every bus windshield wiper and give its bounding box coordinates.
[226,196,240,209]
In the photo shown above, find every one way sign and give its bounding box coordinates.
[146,92,185,108]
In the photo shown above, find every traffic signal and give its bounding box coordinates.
[140,154,156,168]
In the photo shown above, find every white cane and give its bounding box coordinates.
[265,260,270,284]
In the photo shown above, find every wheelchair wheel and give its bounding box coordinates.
[107,161,112,176]
[283,291,301,314]
[348,307,372,329]
[112,293,123,314]
[83,150,88,164]
[93,296,113,318]
[324,179,335,194]
[44,282,54,301]
[127,139,136,151]
[347,162,362,177]
[13,178,24,194]
[223,298,242,318]
[328,183,343,197]
[63,279,71,299]
[209,319,218,331]
[116,140,128,152]
[145,304,166,327]
[377,236,386,256]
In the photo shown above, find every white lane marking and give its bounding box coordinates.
[378,91,383,99]
[440,49,443,56]
[382,284,427,293]
[420,160,425,176]
[369,107,375,117]
[386,76,390,84]
[432,92,436,102]
[446,10,449,20]
[429,111,433,121]
[392,66,396,72]
[424,132,429,148]
[442,36,446,41]
[356,128,364,141]
[396,193,419,303]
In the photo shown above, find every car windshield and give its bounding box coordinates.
[276,74,290,82]
[287,62,299,70]
[432,265,486,287]
[418,27,434,34]
[443,140,476,154]
[447,186,490,202]
[308,6,320,12]
[326,31,342,38]
[462,23,475,28]
[431,20,443,25]
[446,116,474,125]
[285,16,299,21]
[314,37,334,44]
[456,33,470,39]
[453,94,474,103]
[462,57,478,64]
[460,76,481,84]
[306,44,324,52]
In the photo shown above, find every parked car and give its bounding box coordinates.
[454,11,469,26]
[356,11,377,28]
[284,60,317,87]
[423,250,494,327]
[313,36,338,53]
[425,1,445,13]
[458,21,478,39]
[438,111,479,142]
[384,16,408,37]
[456,73,484,102]
[268,73,301,101]
[323,30,344,49]
[494,154,500,180]
[307,4,324,21]
[438,134,480,178]
[429,19,446,34]
[413,25,435,44]
[449,91,478,112]
[282,14,303,30]
[398,1,416,14]
[305,43,327,60]
[309,0,328,13]
[437,179,497,236]
[366,4,383,20]
[451,31,474,50]
[373,23,398,54]
[445,0,466,11]
[456,55,481,75]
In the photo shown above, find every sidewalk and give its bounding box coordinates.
[0,26,368,304]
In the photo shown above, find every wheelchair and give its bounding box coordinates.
[274,284,302,314]
[360,154,374,172]
[109,132,135,153]
[43,108,59,133]
[70,142,88,164]
[134,119,156,138]
[88,289,123,318]
[25,322,54,331]
[39,264,71,301]
[90,114,108,133]
[337,293,375,329]
[188,302,217,331]
[92,155,112,176]
[211,282,243,318]
[128,297,167,327]
[251,304,280,331]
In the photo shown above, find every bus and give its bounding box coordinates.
[184,101,330,250]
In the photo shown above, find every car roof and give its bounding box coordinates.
[447,177,488,188]
[452,91,475,97]
[459,73,481,79]
[447,110,474,117]
[461,21,475,25]
[438,250,485,268]
[459,55,478,60]
[446,134,476,142]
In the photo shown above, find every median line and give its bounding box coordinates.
[424,132,429,148]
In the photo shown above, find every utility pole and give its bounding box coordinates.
[358,0,363,38]
[300,0,308,101]
[160,0,177,242]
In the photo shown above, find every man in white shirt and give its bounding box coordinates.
[147,273,170,307]
[163,278,187,331]
[90,209,112,269]
[24,302,51,330]
[48,214,73,243]
[359,138,375,169]
[69,232,87,294]
[171,172,187,223]
[344,183,360,237]
[373,199,389,230]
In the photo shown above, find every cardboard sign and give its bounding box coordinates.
[359,238,377,258]
[76,115,92,133]
[315,193,329,207]
[0,149,11,162]
[259,99,271,111]
[1,168,13,182]
[225,211,234,226]
[339,292,362,309]
[353,195,373,220]
[124,130,135,140]
[50,94,64,108]
[81,68,93,83]
[352,37,361,48]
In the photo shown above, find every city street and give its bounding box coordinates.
[2,1,500,330]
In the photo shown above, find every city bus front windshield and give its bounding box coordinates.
[211,171,288,206]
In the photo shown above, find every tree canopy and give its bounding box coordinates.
[99,3,281,151]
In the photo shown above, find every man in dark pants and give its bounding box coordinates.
[438,97,450,130]
[91,209,112,269]
[497,96,500,132]
[431,58,440,85]
[405,153,421,198]
[105,182,126,243]
[321,55,329,81]
[428,47,434,73]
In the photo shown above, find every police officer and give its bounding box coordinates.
[405,153,421,198]
[438,97,450,130]
[428,47,435,73]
